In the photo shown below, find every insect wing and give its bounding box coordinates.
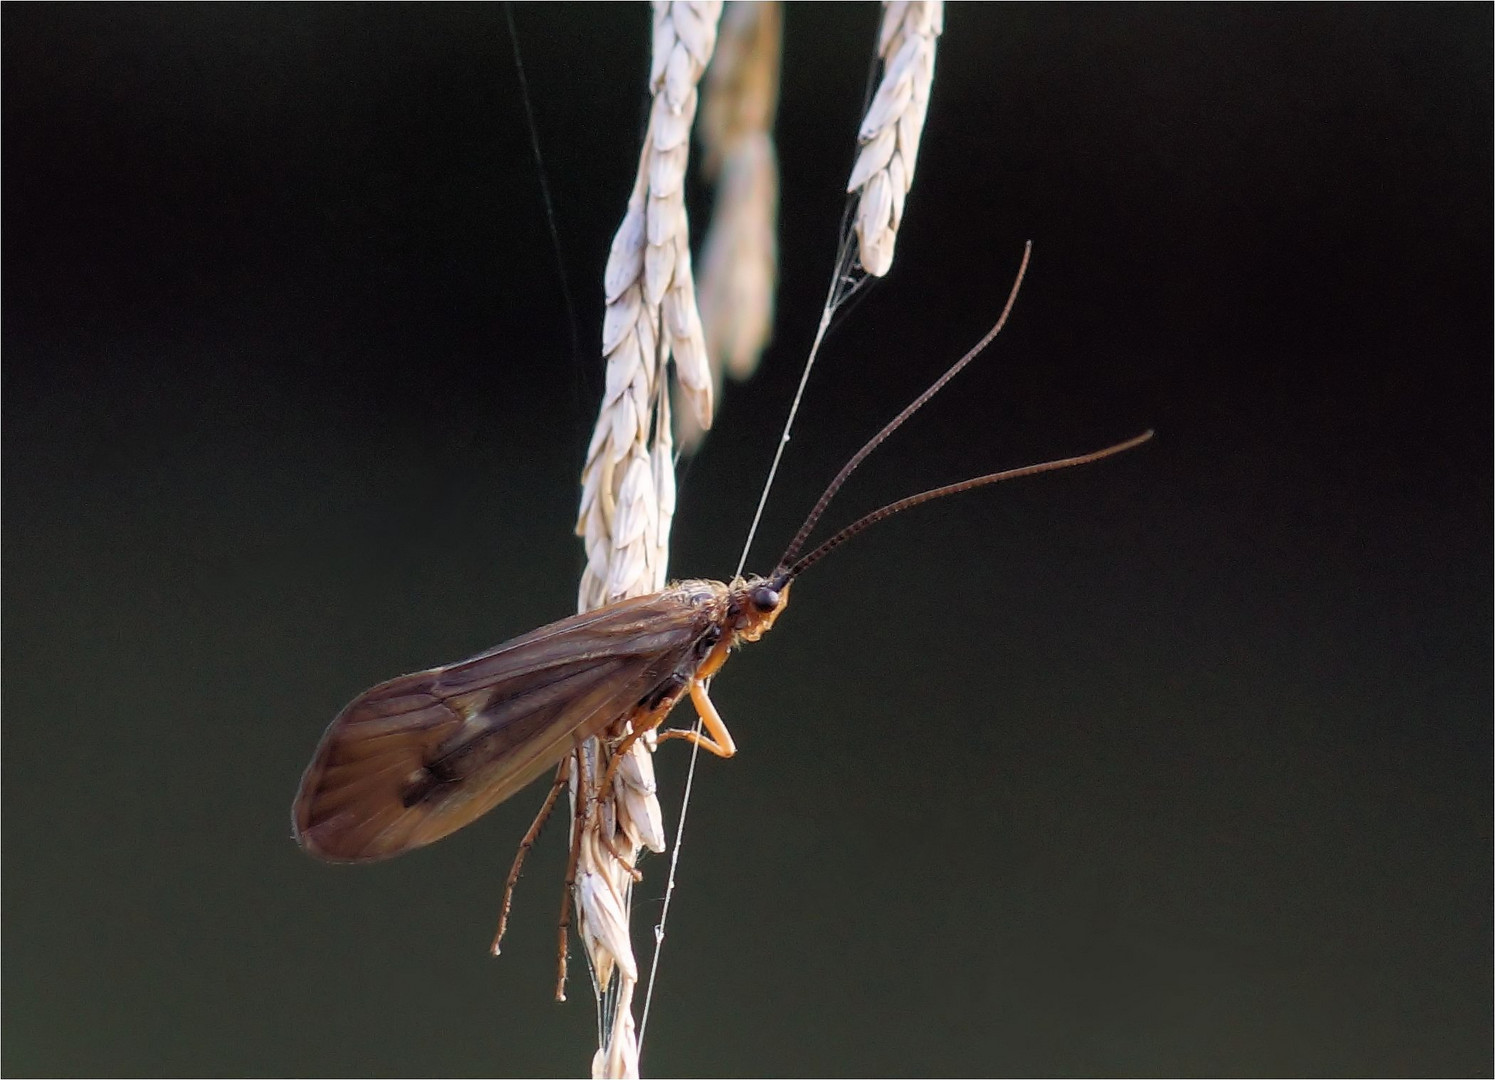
[293,591,711,863]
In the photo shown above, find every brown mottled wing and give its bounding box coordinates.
[293,590,712,863]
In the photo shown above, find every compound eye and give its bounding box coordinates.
[749,585,780,612]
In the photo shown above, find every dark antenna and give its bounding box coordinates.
[776,242,1033,572]
[777,430,1154,581]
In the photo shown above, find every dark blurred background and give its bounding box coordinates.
[4,4,1490,1076]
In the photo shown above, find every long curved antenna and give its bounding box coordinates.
[776,241,1033,571]
[778,430,1154,581]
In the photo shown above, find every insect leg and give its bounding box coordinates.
[598,689,678,793]
[655,677,739,758]
[599,726,644,797]
[597,820,643,881]
[586,726,653,882]
[555,748,590,1002]
[490,757,570,957]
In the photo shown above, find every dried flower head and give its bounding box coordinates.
[572,4,722,1077]
[683,0,783,451]
[847,0,944,276]
[564,5,941,1075]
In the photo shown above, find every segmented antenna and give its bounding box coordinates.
[776,241,1033,571]
[778,430,1154,581]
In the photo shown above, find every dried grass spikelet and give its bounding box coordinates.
[572,4,722,1077]
[681,0,782,452]
[848,0,944,277]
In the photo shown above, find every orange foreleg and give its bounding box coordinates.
[655,677,738,758]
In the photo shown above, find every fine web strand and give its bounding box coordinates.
[732,231,866,579]
[503,3,591,475]
[636,694,705,1056]
[639,222,866,1060]
[504,4,582,371]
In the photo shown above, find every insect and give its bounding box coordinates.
[292,246,1151,981]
